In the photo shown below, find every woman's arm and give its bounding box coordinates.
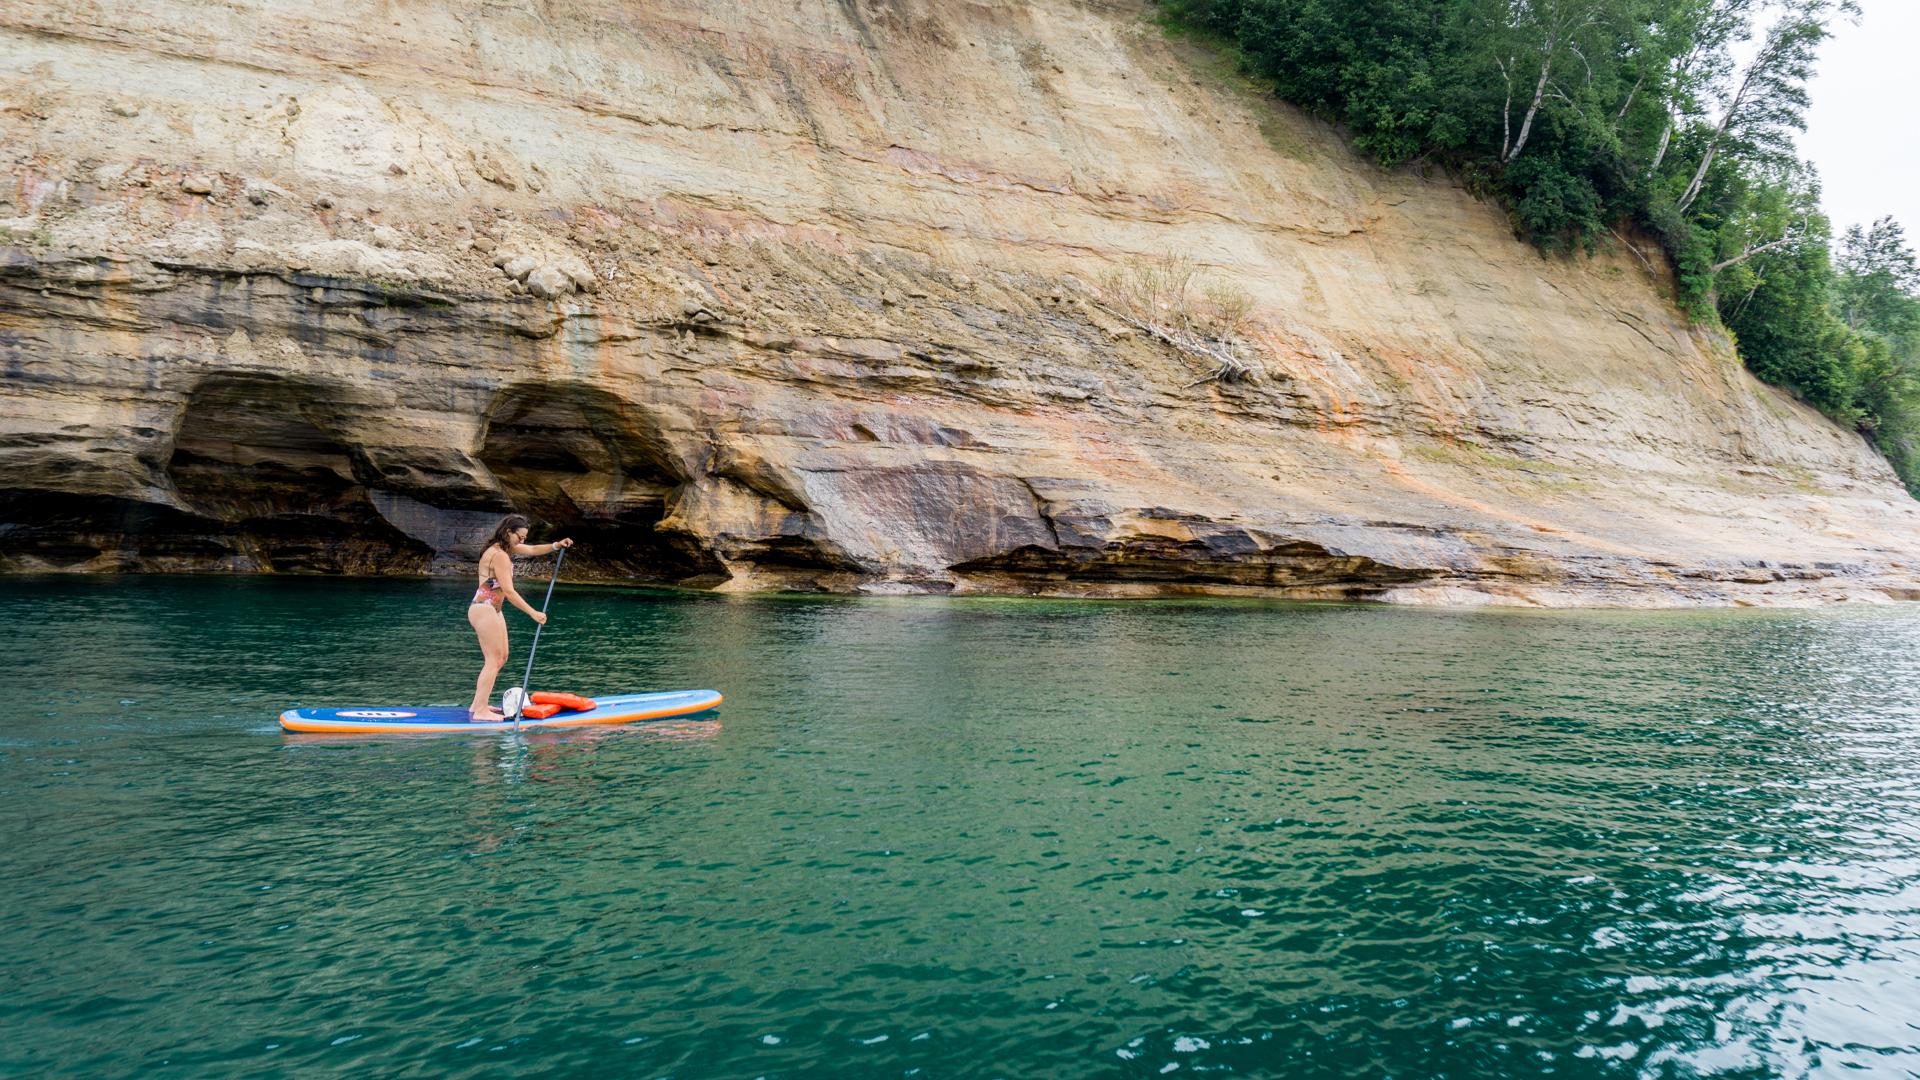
[509,538,573,556]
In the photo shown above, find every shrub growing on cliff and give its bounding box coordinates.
[1091,255,1261,383]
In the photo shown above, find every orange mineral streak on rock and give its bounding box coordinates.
[0,0,1917,604]
[1372,457,1641,559]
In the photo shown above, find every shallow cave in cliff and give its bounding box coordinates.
[164,377,432,573]
[480,384,724,582]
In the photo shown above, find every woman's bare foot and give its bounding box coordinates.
[469,707,505,722]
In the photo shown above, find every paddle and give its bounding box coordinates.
[504,544,566,731]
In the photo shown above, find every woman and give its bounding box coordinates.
[468,514,573,720]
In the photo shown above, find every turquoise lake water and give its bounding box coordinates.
[5,576,1920,1078]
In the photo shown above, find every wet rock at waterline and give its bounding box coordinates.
[2,0,1919,605]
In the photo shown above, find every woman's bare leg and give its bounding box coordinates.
[468,604,510,718]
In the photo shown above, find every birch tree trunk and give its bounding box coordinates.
[1647,118,1673,175]
[1497,57,1514,160]
[1674,8,1822,212]
[1615,75,1643,125]
[1709,233,1801,273]
[1505,55,1551,161]
[1502,56,1556,162]
[1675,80,1746,211]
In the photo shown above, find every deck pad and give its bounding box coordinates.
[280,690,722,733]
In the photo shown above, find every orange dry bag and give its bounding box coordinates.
[529,691,598,712]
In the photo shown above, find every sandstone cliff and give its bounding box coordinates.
[4,0,1918,605]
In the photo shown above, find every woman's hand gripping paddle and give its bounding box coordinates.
[504,545,566,731]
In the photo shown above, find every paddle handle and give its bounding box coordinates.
[515,545,566,731]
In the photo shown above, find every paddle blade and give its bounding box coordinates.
[502,686,526,719]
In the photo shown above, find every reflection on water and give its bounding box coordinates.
[4,575,1920,1078]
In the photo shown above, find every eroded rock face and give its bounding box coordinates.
[2,0,1919,605]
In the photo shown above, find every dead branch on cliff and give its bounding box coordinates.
[1087,255,1261,385]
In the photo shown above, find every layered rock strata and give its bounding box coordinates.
[3,0,1918,605]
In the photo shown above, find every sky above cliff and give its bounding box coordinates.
[1802,0,1919,243]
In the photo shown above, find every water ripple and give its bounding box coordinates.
[3,579,1920,1076]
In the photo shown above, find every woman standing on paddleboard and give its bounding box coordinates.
[469,515,573,720]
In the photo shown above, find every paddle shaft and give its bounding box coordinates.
[514,545,567,731]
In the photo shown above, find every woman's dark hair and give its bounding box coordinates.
[485,514,532,554]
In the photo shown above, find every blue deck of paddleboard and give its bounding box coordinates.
[282,690,721,730]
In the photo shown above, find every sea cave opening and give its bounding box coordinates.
[165,376,431,573]
[479,383,724,582]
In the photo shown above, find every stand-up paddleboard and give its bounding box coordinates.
[280,690,722,734]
